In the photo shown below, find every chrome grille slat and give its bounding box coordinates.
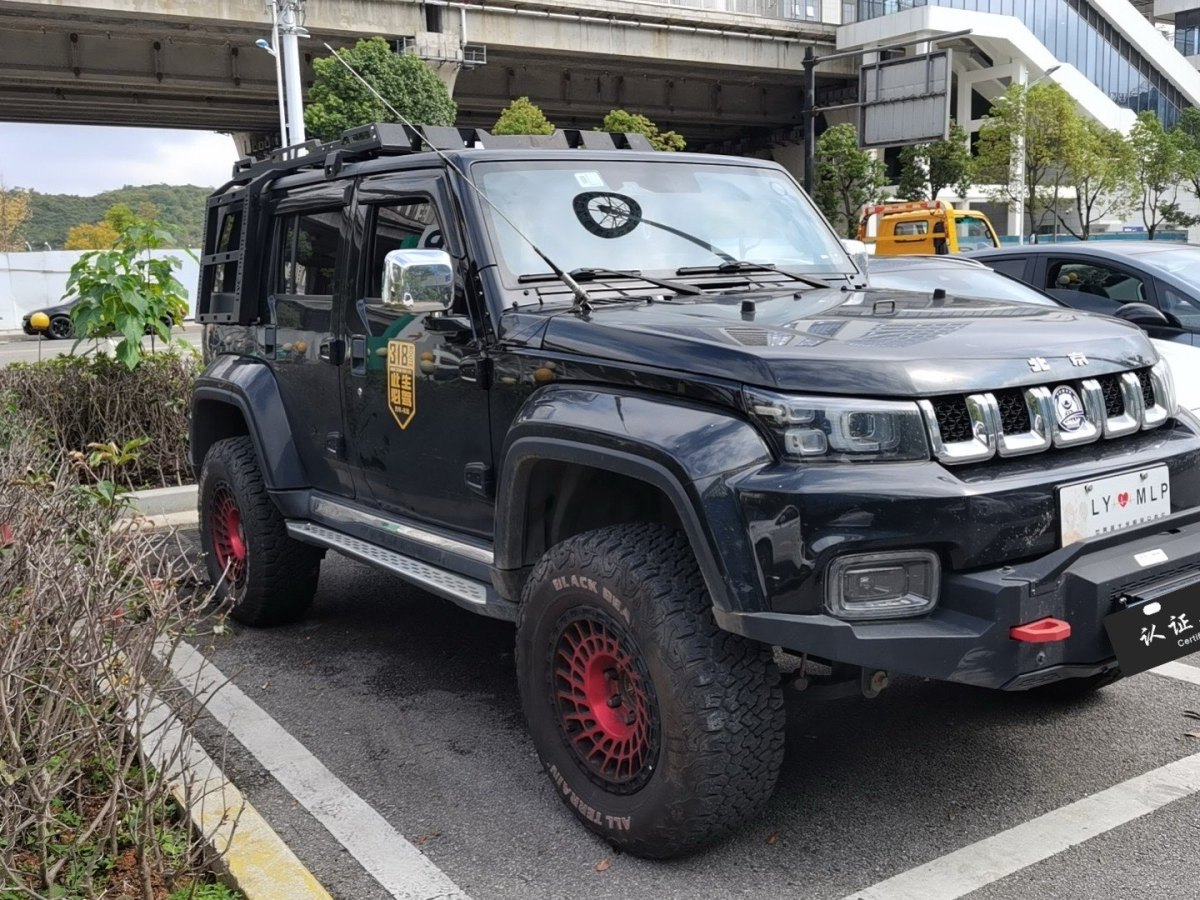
[924,365,1172,465]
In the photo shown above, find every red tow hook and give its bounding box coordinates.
[1010,617,1072,643]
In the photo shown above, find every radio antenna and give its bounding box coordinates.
[321,42,592,310]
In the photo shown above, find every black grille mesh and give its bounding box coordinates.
[933,398,973,443]
[1098,375,1124,417]
[1137,369,1155,408]
[995,390,1030,436]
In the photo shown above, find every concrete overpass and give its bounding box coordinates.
[0,0,858,151]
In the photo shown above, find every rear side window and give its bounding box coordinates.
[893,220,928,236]
[275,210,341,297]
[987,257,1028,280]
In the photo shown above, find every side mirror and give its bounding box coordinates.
[382,249,453,313]
[1114,302,1170,329]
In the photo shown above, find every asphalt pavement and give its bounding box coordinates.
[0,325,203,365]
[168,529,1200,900]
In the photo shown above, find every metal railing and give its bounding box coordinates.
[659,0,826,23]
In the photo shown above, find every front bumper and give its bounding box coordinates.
[714,506,1200,690]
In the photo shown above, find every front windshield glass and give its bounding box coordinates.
[869,265,1059,307]
[470,159,856,285]
[955,217,992,241]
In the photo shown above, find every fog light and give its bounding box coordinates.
[826,550,940,620]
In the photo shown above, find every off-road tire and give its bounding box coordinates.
[516,524,786,858]
[198,436,322,626]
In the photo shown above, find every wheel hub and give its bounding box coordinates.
[553,614,657,789]
[209,486,246,586]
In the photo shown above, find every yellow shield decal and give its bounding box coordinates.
[387,340,417,429]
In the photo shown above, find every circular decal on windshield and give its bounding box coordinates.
[572,191,642,238]
[1053,385,1087,432]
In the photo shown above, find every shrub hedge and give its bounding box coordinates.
[0,351,197,489]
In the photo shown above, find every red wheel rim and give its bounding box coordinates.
[553,613,657,790]
[209,485,246,588]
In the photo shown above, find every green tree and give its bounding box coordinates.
[65,220,191,369]
[1057,118,1136,240]
[103,202,139,233]
[814,123,886,239]
[1130,111,1196,239]
[0,185,31,251]
[493,97,555,135]
[306,37,457,142]
[976,83,1080,238]
[895,124,972,202]
[600,109,686,152]
[896,145,928,201]
[1172,106,1200,229]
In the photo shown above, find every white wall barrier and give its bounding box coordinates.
[0,250,200,332]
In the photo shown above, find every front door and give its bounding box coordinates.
[341,172,494,538]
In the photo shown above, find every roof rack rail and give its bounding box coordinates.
[229,123,656,182]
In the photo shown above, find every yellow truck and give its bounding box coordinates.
[857,199,1000,255]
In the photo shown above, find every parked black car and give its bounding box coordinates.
[21,298,77,339]
[965,242,1200,344]
[191,123,1200,858]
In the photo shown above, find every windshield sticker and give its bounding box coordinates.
[573,191,642,238]
[387,340,417,429]
[574,171,606,188]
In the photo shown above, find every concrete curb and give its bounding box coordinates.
[142,654,333,900]
[123,485,199,531]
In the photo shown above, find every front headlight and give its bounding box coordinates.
[745,388,930,462]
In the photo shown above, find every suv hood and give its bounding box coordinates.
[524,288,1156,396]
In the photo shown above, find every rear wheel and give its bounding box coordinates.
[516,524,785,858]
[199,436,322,625]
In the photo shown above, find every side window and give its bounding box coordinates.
[988,257,1028,279]
[1045,260,1146,305]
[893,220,928,237]
[366,199,445,300]
[275,210,341,297]
[1161,285,1200,327]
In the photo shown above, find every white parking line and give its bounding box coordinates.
[164,641,471,900]
[1151,660,1200,686]
[841,748,1200,900]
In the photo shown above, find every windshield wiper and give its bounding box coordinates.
[675,260,831,290]
[518,267,703,297]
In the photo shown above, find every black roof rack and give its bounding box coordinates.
[230,122,656,183]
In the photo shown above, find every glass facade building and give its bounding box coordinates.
[1174,9,1200,58]
[854,0,1188,124]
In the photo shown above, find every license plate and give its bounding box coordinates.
[1104,580,1200,676]
[1059,465,1170,545]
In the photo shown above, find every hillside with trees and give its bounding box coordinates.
[18,184,210,249]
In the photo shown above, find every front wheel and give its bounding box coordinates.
[516,524,785,858]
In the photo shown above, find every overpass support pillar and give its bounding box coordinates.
[407,32,465,95]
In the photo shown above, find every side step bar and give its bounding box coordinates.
[286,521,515,622]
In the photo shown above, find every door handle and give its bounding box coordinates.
[319,338,345,365]
[350,335,367,376]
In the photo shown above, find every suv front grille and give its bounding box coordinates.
[918,365,1174,465]
[1098,374,1124,417]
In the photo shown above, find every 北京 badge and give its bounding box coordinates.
[387,339,417,429]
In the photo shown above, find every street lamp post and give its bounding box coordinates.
[261,0,309,149]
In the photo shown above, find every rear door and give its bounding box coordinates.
[263,183,354,497]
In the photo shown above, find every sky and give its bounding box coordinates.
[0,124,241,195]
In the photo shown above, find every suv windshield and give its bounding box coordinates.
[470,159,856,287]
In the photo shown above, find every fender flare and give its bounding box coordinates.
[190,356,307,490]
[495,385,773,613]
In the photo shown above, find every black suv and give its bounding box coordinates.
[192,123,1200,858]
